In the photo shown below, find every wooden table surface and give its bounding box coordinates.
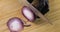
[0,0,60,32]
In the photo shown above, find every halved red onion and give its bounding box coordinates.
[22,6,35,22]
[7,17,24,32]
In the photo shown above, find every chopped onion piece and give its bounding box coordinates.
[22,6,35,21]
[7,17,24,32]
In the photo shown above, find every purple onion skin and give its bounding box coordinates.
[7,17,24,32]
[22,6,36,22]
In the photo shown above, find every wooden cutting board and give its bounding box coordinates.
[0,0,60,32]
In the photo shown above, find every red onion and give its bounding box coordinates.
[7,17,24,32]
[22,6,35,22]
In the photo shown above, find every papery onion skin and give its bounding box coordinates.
[22,6,36,22]
[7,17,24,32]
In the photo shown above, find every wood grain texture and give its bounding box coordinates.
[0,0,60,32]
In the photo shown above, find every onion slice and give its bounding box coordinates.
[22,6,35,22]
[7,17,24,32]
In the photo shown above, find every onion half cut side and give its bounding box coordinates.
[7,17,24,32]
[22,6,35,22]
